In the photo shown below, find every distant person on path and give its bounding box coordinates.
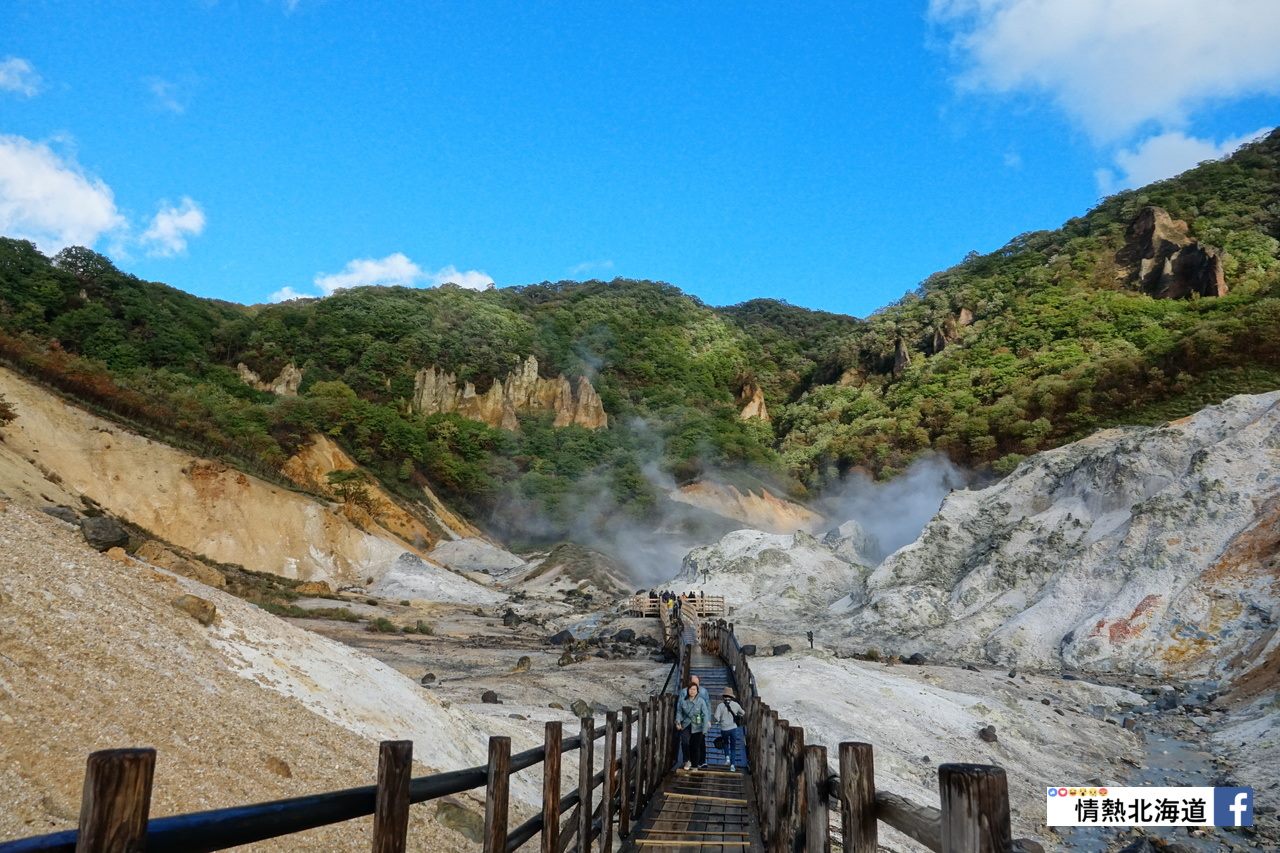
[807,630,814,649]
[675,682,711,769]
[713,687,747,772]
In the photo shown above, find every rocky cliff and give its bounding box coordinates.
[850,391,1279,680]
[0,367,484,587]
[411,355,607,431]
[237,362,303,396]
[736,382,769,421]
[1117,206,1227,299]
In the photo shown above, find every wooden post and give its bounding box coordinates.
[938,764,1012,853]
[619,707,634,837]
[577,717,594,853]
[75,748,156,853]
[648,696,660,790]
[542,722,563,853]
[803,746,830,853]
[760,712,776,847]
[601,711,617,851]
[635,701,649,813]
[786,726,807,851]
[839,742,876,853]
[372,740,413,853]
[483,736,511,853]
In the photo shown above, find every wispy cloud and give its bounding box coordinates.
[0,134,125,251]
[0,57,42,97]
[140,197,206,257]
[148,78,187,114]
[569,259,615,276]
[269,285,310,302]
[929,0,1280,141]
[1096,128,1271,195]
[424,264,495,290]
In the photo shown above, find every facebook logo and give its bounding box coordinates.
[1214,787,1254,827]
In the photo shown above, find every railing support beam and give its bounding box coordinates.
[372,740,413,853]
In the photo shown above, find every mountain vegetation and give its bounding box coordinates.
[1,128,1278,536]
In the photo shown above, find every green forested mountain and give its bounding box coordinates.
[2,128,1279,536]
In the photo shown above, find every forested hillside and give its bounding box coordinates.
[2,128,1278,537]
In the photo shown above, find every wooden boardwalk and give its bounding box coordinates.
[625,621,763,852]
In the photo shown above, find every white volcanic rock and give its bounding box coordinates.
[665,529,868,621]
[846,391,1280,679]
[370,553,506,605]
[429,538,526,574]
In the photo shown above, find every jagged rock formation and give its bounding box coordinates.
[736,382,769,421]
[669,480,824,534]
[1117,206,1227,299]
[411,356,607,431]
[236,362,302,396]
[892,337,912,376]
[846,391,1280,679]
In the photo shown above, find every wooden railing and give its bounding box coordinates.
[704,621,1044,853]
[0,678,688,853]
[625,594,726,619]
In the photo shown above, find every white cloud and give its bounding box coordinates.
[0,135,125,251]
[424,264,494,290]
[140,197,206,257]
[0,57,41,97]
[269,286,310,303]
[1097,127,1270,194]
[569,259,615,276]
[300,254,494,300]
[314,252,426,295]
[148,78,187,114]
[929,0,1280,140]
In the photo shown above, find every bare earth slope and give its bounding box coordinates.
[0,504,509,850]
[0,367,488,591]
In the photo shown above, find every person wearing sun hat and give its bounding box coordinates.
[712,686,747,772]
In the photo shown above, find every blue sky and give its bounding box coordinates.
[3,1,1279,316]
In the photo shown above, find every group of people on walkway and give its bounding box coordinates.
[673,675,747,772]
[642,588,706,619]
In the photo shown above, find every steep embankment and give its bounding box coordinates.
[0,504,537,850]
[668,480,825,534]
[850,391,1280,679]
[0,367,485,590]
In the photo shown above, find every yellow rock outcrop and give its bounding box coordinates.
[411,355,607,431]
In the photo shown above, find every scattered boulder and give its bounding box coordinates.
[481,690,501,704]
[294,580,332,596]
[1041,698,1051,706]
[772,644,792,657]
[977,725,998,743]
[502,609,521,627]
[40,505,78,524]
[435,798,484,844]
[79,516,128,551]
[557,650,575,667]
[905,652,927,666]
[570,699,592,719]
[740,644,756,656]
[548,702,565,710]
[135,540,226,589]
[963,664,981,672]
[171,594,216,626]
[420,672,437,686]
[613,628,636,643]
[513,655,532,673]
[105,547,130,564]
[548,629,575,646]
[1116,838,1158,853]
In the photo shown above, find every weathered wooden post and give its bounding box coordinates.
[482,736,511,853]
[938,764,1012,853]
[372,740,413,853]
[648,695,660,790]
[619,707,634,837]
[803,745,831,853]
[75,748,156,853]
[786,726,807,850]
[637,700,650,813]
[839,742,876,853]
[577,717,594,853]
[541,722,562,853]
[602,710,617,851]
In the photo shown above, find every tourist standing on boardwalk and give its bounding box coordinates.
[713,687,747,772]
[675,682,711,769]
